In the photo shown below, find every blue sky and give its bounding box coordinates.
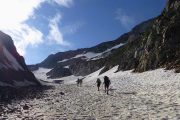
[0,0,166,64]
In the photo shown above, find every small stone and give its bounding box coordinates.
[23,104,29,110]
[60,92,65,95]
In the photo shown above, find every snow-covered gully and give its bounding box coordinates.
[1,67,180,120]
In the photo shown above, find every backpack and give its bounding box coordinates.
[97,79,101,83]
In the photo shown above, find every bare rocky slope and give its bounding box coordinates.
[105,0,180,73]
[0,31,40,87]
[135,0,180,72]
[114,0,179,73]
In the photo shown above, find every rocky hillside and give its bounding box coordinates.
[0,31,40,87]
[30,0,180,79]
[135,0,180,72]
[29,18,154,78]
[102,0,180,73]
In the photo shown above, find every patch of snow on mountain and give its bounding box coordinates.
[91,43,124,60]
[105,43,124,52]
[83,67,105,83]
[74,43,124,61]
[2,46,24,71]
[58,59,69,63]
[83,66,180,93]
[33,67,83,84]
[33,67,82,84]
[59,75,84,84]
[33,67,52,81]
[73,52,101,59]
[56,43,125,63]
[64,65,70,69]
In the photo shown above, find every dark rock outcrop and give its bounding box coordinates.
[102,0,180,73]
[69,58,106,76]
[0,31,40,86]
[28,64,39,71]
[46,65,72,78]
[134,0,180,72]
[39,48,87,68]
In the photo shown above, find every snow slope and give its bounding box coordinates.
[33,65,180,89]
[33,67,83,84]
[83,66,180,93]
[3,67,180,119]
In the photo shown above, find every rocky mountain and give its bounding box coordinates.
[103,0,180,73]
[29,18,154,78]
[135,0,180,72]
[30,0,180,79]
[0,31,40,87]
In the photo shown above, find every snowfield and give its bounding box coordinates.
[33,67,83,84]
[1,67,180,119]
[57,43,125,63]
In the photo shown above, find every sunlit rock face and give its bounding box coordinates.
[134,0,180,72]
[0,31,40,87]
[103,0,180,73]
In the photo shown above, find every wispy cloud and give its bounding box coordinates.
[47,14,70,46]
[52,0,73,7]
[62,21,85,35]
[115,8,135,29]
[0,0,45,55]
[0,0,74,56]
[4,25,43,55]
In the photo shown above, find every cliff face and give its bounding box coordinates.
[103,0,179,73]
[0,31,40,87]
[134,0,180,72]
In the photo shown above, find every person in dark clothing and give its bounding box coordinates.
[76,78,83,87]
[96,78,101,91]
[79,79,83,87]
[76,78,79,86]
[104,76,111,94]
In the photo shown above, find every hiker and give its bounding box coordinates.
[76,78,83,87]
[76,78,80,86]
[79,78,83,87]
[96,78,101,91]
[104,76,111,94]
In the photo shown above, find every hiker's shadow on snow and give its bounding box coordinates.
[119,92,137,95]
[109,88,117,91]
[52,80,64,84]
[108,89,137,96]
[107,88,116,96]
[0,85,54,103]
